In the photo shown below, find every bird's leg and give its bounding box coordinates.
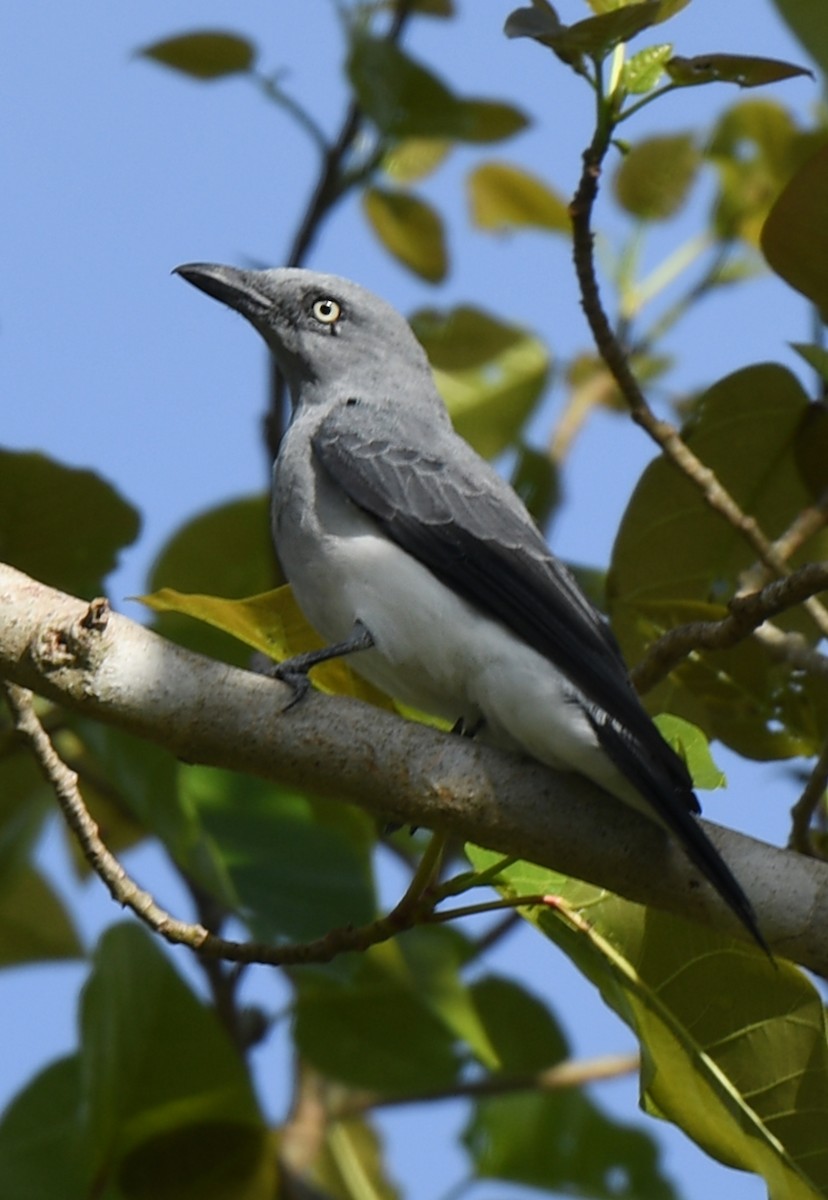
[451,715,487,738]
[272,620,374,711]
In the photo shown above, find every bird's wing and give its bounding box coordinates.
[312,406,697,814]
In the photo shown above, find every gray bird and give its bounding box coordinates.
[175,262,767,952]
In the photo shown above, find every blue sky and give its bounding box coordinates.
[1,2,821,1197]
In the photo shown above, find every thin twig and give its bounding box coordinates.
[789,737,828,855]
[2,680,466,968]
[569,130,828,637]
[630,562,828,695]
[334,1052,640,1115]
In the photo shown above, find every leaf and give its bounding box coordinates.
[793,402,828,500]
[80,925,265,1180]
[510,444,561,530]
[771,0,828,78]
[0,1057,87,1200]
[139,585,394,708]
[312,1118,400,1200]
[666,53,813,89]
[506,2,681,63]
[138,32,256,80]
[410,306,550,459]
[608,363,828,759]
[706,99,825,245]
[348,37,527,143]
[761,144,828,318]
[792,344,828,385]
[467,847,828,1200]
[621,43,674,94]
[470,975,568,1071]
[0,864,83,967]
[613,134,700,220]
[362,187,448,282]
[465,1090,677,1199]
[381,137,451,183]
[294,934,462,1091]
[0,449,140,597]
[181,767,376,943]
[653,714,726,790]
[467,161,570,233]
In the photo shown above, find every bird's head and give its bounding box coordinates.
[174,263,435,411]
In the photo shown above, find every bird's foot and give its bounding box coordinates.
[451,715,486,739]
[270,620,375,714]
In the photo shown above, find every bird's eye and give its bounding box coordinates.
[312,297,341,325]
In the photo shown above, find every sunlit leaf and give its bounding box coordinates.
[362,187,448,282]
[666,53,812,89]
[506,2,684,63]
[381,137,451,183]
[621,43,673,93]
[348,37,527,143]
[312,1118,400,1200]
[138,585,394,707]
[138,31,256,79]
[613,133,700,220]
[467,161,570,233]
[653,714,726,790]
[761,144,828,318]
[0,450,139,598]
[411,306,550,459]
[467,847,828,1200]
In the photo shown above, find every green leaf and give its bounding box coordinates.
[666,52,813,89]
[362,187,448,282]
[410,306,550,459]
[653,714,726,790]
[608,363,828,759]
[762,144,828,318]
[706,99,825,246]
[294,934,462,1091]
[510,444,561,530]
[470,974,568,1071]
[771,0,828,78]
[80,924,264,1179]
[182,767,376,943]
[792,344,828,385]
[467,161,570,233]
[793,401,828,500]
[0,735,52,877]
[613,134,700,220]
[138,32,256,80]
[506,2,682,62]
[0,1057,87,1200]
[0,864,83,967]
[621,43,673,93]
[467,847,828,1200]
[138,585,394,707]
[117,1122,279,1200]
[465,1089,677,1199]
[348,37,527,143]
[0,449,140,597]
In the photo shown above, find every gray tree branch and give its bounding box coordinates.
[1,562,826,972]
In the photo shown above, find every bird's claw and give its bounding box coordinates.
[272,664,312,712]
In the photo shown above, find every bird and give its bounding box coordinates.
[175,261,768,953]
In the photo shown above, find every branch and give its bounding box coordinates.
[630,561,828,695]
[569,135,828,637]
[789,737,828,855]
[334,1052,640,1116]
[2,564,828,971]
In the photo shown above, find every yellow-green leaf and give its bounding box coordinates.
[138,31,256,79]
[411,307,550,458]
[613,133,700,220]
[381,138,451,184]
[467,846,828,1200]
[761,144,828,319]
[621,42,673,93]
[467,161,570,234]
[138,586,395,708]
[362,187,448,282]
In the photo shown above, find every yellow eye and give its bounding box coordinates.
[312,297,341,325]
